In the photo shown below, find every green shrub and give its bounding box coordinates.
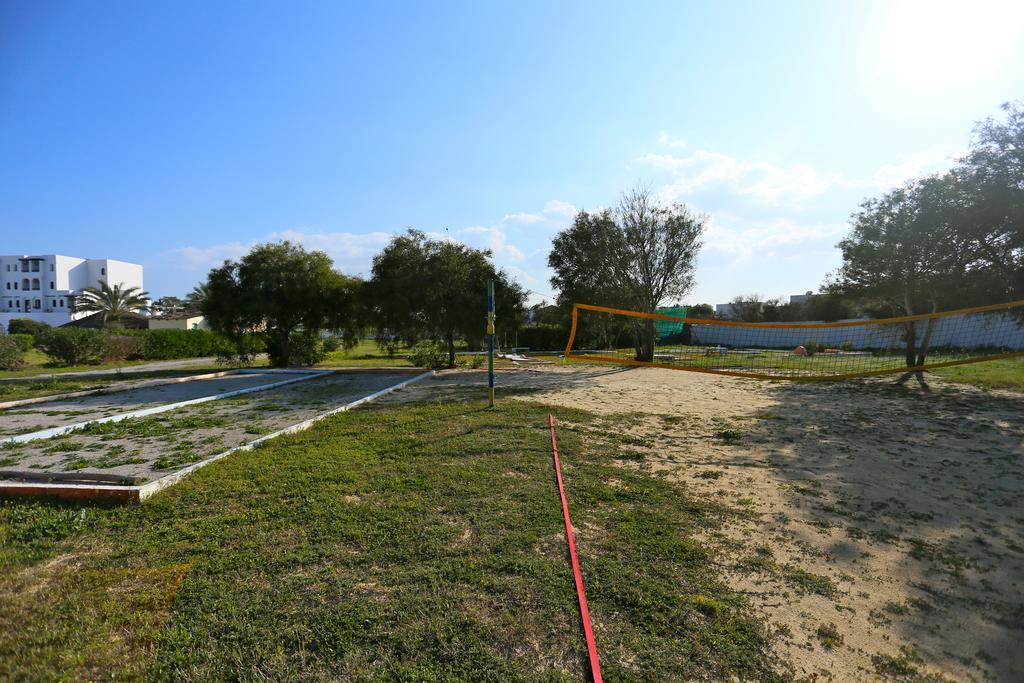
[104,335,143,362]
[0,336,25,370]
[322,336,342,353]
[286,331,327,366]
[134,329,217,360]
[803,340,827,357]
[35,328,108,366]
[216,334,264,366]
[408,341,448,369]
[6,318,50,336]
[8,334,33,353]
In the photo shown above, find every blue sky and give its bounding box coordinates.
[1,1,1022,306]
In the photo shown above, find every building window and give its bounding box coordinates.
[50,263,54,272]
[60,299,65,308]
[34,299,41,309]
[101,267,106,275]
[50,281,54,289]
[13,282,17,290]
[32,278,40,290]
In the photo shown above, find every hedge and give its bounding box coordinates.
[6,318,50,336]
[29,328,265,366]
[120,329,264,360]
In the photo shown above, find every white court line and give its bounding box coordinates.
[2,369,332,445]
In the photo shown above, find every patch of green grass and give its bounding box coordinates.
[815,622,843,649]
[0,397,786,681]
[73,412,228,440]
[871,645,922,677]
[714,429,745,442]
[0,501,90,567]
[736,546,776,573]
[931,357,1024,392]
[780,565,837,597]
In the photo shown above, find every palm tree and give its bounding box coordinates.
[185,283,209,312]
[73,281,151,327]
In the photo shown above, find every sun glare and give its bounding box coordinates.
[878,0,1024,91]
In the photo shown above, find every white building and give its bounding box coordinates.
[1,255,144,329]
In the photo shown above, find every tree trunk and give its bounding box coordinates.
[642,317,656,362]
[447,333,456,369]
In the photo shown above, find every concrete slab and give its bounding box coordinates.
[0,370,432,502]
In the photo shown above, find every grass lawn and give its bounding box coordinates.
[930,356,1024,391]
[3,348,157,378]
[0,394,783,681]
[319,339,416,368]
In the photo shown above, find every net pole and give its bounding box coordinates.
[487,278,495,408]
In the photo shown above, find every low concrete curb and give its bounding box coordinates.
[0,370,435,502]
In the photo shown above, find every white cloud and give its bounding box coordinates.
[639,145,960,208]
[702,214,847,260]
[458,226,525,261]
[167,230,392,276]
[504,199,577,224]
[657,132,688,149]
[165,199,574,304]
[169,242,252,271]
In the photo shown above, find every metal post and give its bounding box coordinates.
[487,278,495,407]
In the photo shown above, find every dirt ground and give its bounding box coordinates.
[392,365,1024,682]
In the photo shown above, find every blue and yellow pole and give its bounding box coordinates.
[487,278,495,407]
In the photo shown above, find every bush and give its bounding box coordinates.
[408,341,448,370]
[0,336,25,370]
[35,328,108,366]
[216,334,264,366]
[132,329,218,360]
[286,331,327,367]
[8,334,33,353]
[322,336,342,353]
[6,318,50,336]
[803,340,827,357]
[104,335,143,363]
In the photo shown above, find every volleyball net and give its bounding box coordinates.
[564,300,1024,381]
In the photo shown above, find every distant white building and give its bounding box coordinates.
[789,291,817,305]
[0,255,144,329]
[148,314,208,331]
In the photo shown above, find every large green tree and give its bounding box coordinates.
[548,187,706,361]
[828,101,1024,385]
[202,241,360,367]
[366,230,526,368]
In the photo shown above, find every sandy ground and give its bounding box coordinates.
[0,372,414,484]
[0,372,298,437]
[392,365,1024,682]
